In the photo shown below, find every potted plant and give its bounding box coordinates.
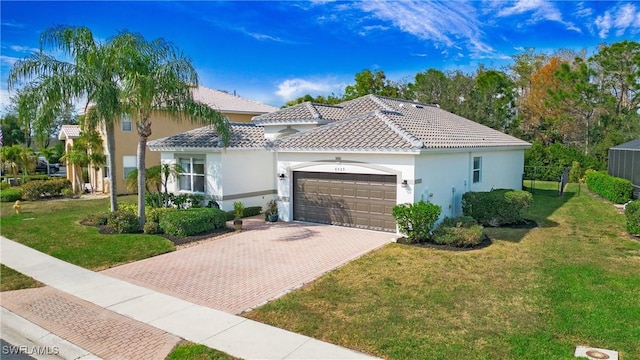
[266,199,278,222]
[233,201,244,231]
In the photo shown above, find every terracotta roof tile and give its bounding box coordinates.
[192,86,278,114]
[148,123,266,150]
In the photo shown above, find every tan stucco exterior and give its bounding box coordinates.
[92,111,259,195]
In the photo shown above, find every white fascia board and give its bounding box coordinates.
[418,145,531,155]
[275,148,421,155]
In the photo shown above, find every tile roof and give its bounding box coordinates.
[148,123,267,150]
[610,138,640,150]
[275,95,530,151]
[58,125,81,140]
[252,102,346,125]
[192,86,278,114]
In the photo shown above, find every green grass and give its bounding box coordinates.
[0,264,43,291]
[246,182,640,359]
[0,196,175,272]
[166,343,238,360]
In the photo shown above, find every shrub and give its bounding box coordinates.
[86,212,109,226]
[585,171,633,204]
[0,182,10,190]
[569,161,583,183]
[147,207,177,223]
[159,208,227,237]
[625,200,640,235]
[392,200,441,243]
[433,216,484,248]
[20,178,72,201]
[143,221,163,235]
[233,202,244,220]
[462,189,533,226]
[225,205,263,221]
[61,188,75,198]
[0,188,23,202]
[107,210,140,234]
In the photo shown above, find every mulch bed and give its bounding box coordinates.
[396,235,493,252]
[80,220,235,247]
[395,219,539,251]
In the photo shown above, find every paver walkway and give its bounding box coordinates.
[103,218,395,314]
[2,287,180,359]
[1,228,386,359]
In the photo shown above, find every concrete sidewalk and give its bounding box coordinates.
[0,236,378,360]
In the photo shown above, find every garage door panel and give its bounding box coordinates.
[293,171,397,232]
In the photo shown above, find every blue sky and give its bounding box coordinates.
[1,1,639,111]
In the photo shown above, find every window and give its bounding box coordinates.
[103,155,110,179]
[121,114,132,132]
[473,156,482,183]
[123,155,137,179]
[178,157,205,193]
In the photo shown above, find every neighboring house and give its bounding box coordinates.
[150,95,531,233]
[58,86,278,195]
[58,124,82,191]
[608,138,640,192]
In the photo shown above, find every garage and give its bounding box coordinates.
[293,171,397,232]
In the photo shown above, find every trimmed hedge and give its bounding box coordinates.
[462,189,533,226]
[392,200,442,243]
[21,178,72,201]
[224,205,263,221]
[160,208,227,237]
[106,210,140,234]
[433,216,484,247]
[585,171,633,204]
[625,200,640,235]
[0,188,23,202]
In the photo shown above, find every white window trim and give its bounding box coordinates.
[473,156,482,184]
[123,155,137,180]
[122,114,132,132]
[178,157,205,194]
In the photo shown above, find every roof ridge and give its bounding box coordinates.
[305,102,322,119]
[373,110,424,148]
[368,95,397,112]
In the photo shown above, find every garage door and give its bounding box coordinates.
[293,171,397,232]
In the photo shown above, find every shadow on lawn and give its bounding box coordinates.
[487,185,573,243]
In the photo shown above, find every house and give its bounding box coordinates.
[149,95,530,233]
[608,138,640,192]
[58,124,82,189]
[58,86,278,194]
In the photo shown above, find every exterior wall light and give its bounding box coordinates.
[401,180,408,186]
[278,173,286,180]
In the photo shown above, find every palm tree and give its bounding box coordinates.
[8,25,123,211]
[0,145,23,184]
[115,32,230,226]
[60,138,89,193]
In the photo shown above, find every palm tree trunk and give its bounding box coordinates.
[137,118,152,227]
[105,122,118,212]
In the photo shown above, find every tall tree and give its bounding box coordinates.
[0,114,26,146]
[8,25,127,212]
[469,69,516,131]
[590,41,640,116]
[114,31,230,226]
[343,69,400,100]
[410,69,449,105]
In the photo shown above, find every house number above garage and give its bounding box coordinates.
[334,167,346,172]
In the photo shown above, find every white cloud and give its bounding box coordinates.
[595,3,640,38]
[9,45,39,53]
[355,0,494,56]
[358,24,389,36]
[275,77,346,101]
[495,0,580,32]
[1,55,20,66]
[0,88,13,115]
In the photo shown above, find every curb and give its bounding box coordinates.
[1,307,101,360]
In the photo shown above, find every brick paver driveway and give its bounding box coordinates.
[103,218,395,314]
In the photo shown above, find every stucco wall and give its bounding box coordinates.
[161,149,276,212]
[99,110,260,195]
[414,148,525,219]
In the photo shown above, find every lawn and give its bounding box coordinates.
[166,343,238,360]
[246,182,640,359]
[0,196,175,288]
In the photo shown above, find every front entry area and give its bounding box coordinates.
[293,171,397,232]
